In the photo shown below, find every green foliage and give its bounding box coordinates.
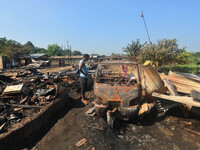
[63,49,72,56]
[176,52,191,64]
[91,53,99,56]
[140,39,186,66]
[33,47,47,54]
[47,44,63,56]
[0,37,31,59]
[190,52,200,65]
[72,50,81,56]
[111,53,122,57]
[25,41,36,54]
[159,64,199,73]
[123,39,146,57]
[0,37,7,53]
[24,41,48,54]
[24,41,34,48]
[192,52,200,57]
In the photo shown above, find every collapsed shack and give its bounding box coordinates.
[93,60,200,128]
[0,68,77,135]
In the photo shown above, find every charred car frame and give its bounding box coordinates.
[93,61,144,127]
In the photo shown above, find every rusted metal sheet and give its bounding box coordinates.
[133,64,165,95]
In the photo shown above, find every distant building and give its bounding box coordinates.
[30,54,48,60]
[50,55,102,65]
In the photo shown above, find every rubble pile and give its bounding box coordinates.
[27,58,50,68]
[0,68,75,134]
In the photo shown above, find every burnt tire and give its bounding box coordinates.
[108,116,121,130]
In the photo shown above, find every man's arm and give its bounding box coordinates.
[79,61,87,76]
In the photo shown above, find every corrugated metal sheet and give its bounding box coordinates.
[134,64,165,94]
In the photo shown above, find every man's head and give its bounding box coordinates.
[83,54,89,61]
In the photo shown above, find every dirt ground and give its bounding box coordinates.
[30,90,200,150]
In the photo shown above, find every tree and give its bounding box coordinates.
[24,41,34,48]
[123,39,146,57]
[111,53,122,57]
[47,44,63,56]
[191,52,200,65]
[24,41,36,54]
[34,47,47,54]
[72,50,82,56]
[91,53,99,56]
[0,37,7,54]
[0,37,31,59]
[141,39,186,66]
[176,52,191,64]
[63,49,72,56]
[192,52,200,57]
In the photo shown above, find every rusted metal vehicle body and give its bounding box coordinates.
[94,61,143,126]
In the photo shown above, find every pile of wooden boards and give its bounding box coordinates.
[153,71,200,116]
[160,71,200,94]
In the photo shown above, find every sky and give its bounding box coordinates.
[0,0,200,55]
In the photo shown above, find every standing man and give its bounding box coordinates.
[79,54,89,104]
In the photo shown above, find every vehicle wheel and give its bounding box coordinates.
[108,116,121,130]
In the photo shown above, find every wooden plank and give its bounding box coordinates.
[3,84,23,94]
[163,79,190,117]
[0,103,42,108]
[152,92,200,108]
[163,79,178,96]
[191,89,200,100]
[75,138,87,147]
[160,72,200,94]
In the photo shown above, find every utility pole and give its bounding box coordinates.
[70,45,72,64]
[61,45,64,56]
[67,41,69,50]
[141,11,152,45]
[64,45,65,65]
[67,41,69,63]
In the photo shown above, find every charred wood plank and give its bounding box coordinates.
[152,92,200,108]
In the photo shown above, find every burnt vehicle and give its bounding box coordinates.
[93,61,143,127]
[93,60,166,128]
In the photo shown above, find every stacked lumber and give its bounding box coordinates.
[152,92,200,108]
[160,71,200,94]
